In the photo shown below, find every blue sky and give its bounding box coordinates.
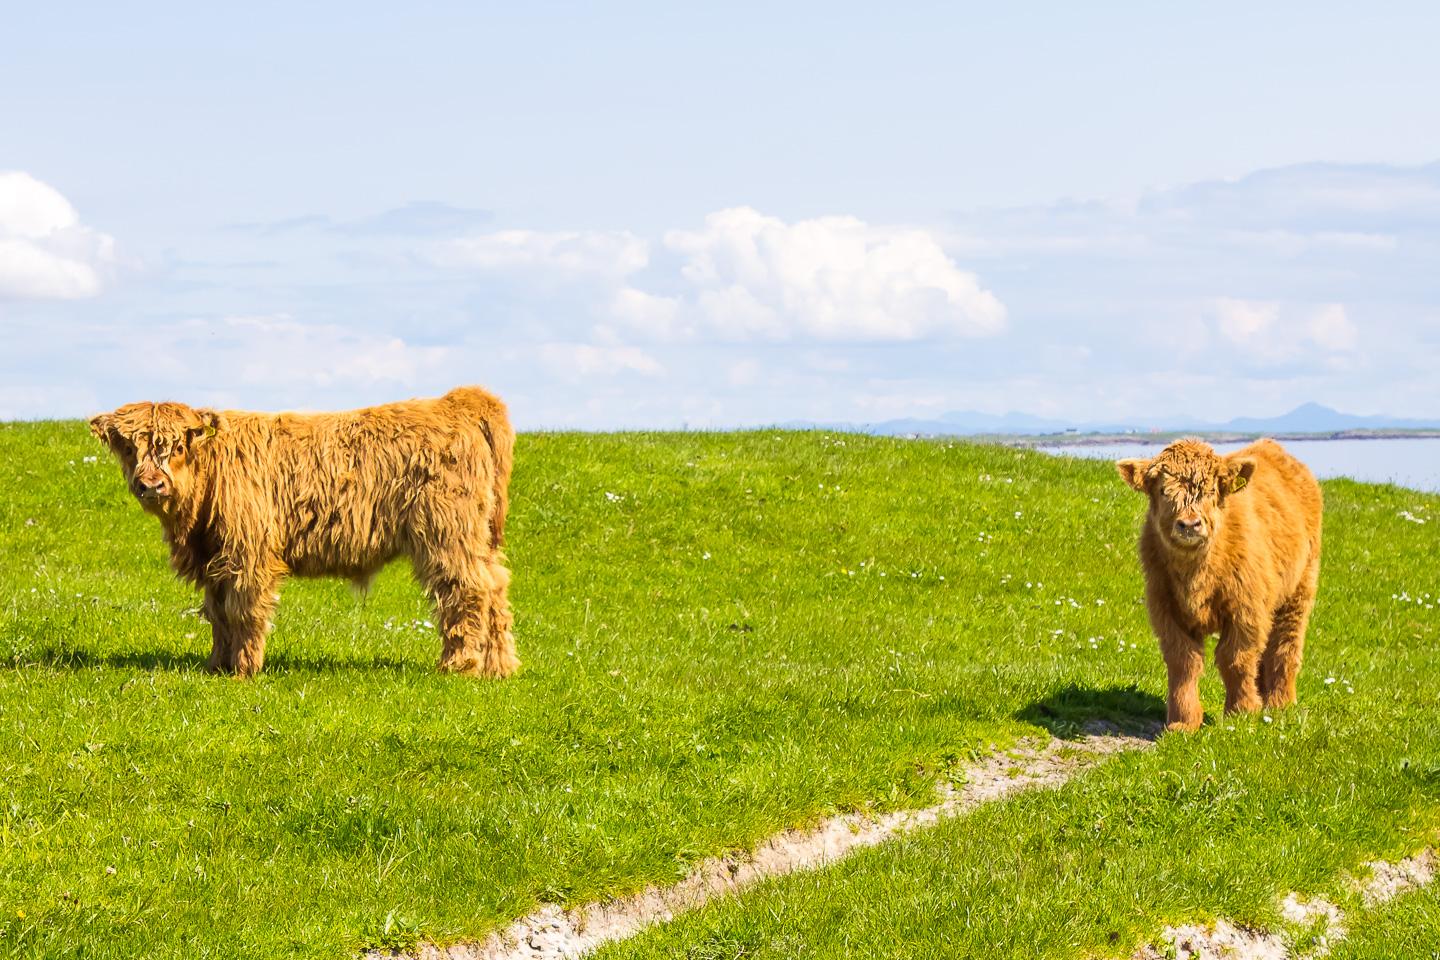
[3,2,1439,427]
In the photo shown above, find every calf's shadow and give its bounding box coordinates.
[1017,683,1166,741]
[18,644,415,676]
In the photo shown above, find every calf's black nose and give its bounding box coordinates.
[137,477,168,497]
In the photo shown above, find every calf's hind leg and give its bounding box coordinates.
[1260,576,1317,709]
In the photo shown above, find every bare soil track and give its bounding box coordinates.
[367,725,1154,960]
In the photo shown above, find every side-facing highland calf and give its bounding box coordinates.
[89,386,517,679]
[1116,438,1322,732]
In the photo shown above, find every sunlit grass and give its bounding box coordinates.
[1,423,1436,958]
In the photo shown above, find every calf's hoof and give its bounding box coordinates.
[439,641,520,679]
[1163,718,1203,734]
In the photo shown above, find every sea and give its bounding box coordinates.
[1039,438,1440,494]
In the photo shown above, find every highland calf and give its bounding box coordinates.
[1116,438,1322,732]
[89,387,517,679]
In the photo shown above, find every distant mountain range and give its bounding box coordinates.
[791,403,1440,438]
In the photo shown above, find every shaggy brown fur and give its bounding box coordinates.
[89,387,517,679]
[1116,438,1322,732]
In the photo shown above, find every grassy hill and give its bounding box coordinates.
[1,422,1437,958]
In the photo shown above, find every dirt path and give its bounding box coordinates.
[366,724,1153,960]
[1135,848,1436,960]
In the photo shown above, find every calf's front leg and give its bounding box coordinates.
[202,577,280,678]
[203,582,234,673]
[1161,631,1206,732]
[1148,588,1205,732]
[431,555,518,679]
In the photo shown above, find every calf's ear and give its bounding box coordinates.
[88,413,115,444]
[1115,458,1151,492]
[1225,456,1257,493]
[187,408,226,445]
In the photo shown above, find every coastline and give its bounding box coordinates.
[996,429,1440,449]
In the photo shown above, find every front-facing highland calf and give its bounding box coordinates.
[1117,438,1322,732]
[89,386,518,678]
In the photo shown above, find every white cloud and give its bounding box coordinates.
[1209,298,1358,361]
[430,208,1006,345]
[212,315,452,389]
[434,229,648,279]
[1213,297,1281,344]
[12,161,1439,429]
[608,286,681,338]
[0,171,118,300]
[1307,303,1358,351]
[0,172,79,237]
[539,342,663,379]
[644,207,1006,341]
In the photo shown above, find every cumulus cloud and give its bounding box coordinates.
[12,161,1438,428]
[634,207,1006,342]
[0,171,118,300]
[1209,298,1358,361]
[606,286,682,338]
[1212,297,1281,344]
[432,208,1006,344]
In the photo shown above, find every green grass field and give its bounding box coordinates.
[2,422,1437,958]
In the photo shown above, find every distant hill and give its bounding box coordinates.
[1218,402,1440,434]
[792,403,1440,438]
